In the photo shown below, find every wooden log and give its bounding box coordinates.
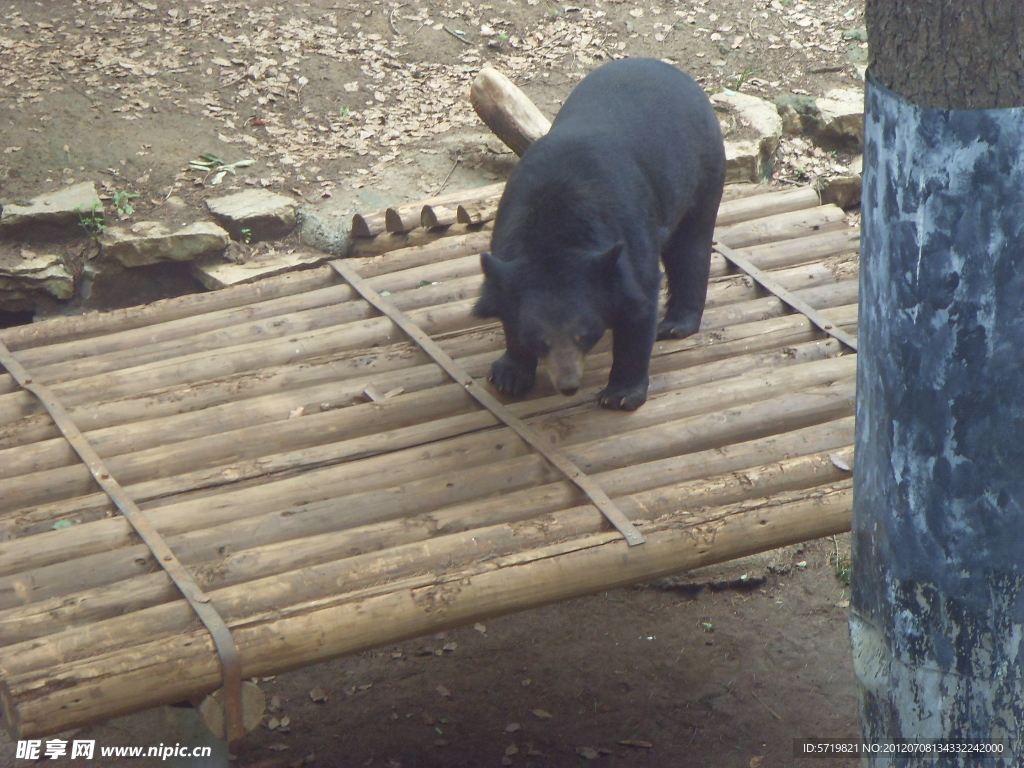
[715,186,821,227]
[0,290,858,531]
[715,204,848,249]
[0,271,857,454]
[350,210,387,238]
[0,267,339,353]
[456,200,499,225]
[0,481,853,738]
[15,273,484,389]
[0,186,826,359]
[0,193,836,386]
[0,243,855,434]
[0,297,481,409]
[353,183,506,237]
[0,445,854,670]
[384,206,419,234]
[18,238,852,393]
[56,228,851,384]
[0,226,857,437]
[0,415,854,645]
[420,204,459,229]
[0,307,858,537]
[344,230,491,278]
[348,220,493,258]
[13,335,846,519]
[470,67,552,156]
[0,262,856,491]
[0,368,855,599]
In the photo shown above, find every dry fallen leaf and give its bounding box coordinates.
[309,687,328,703]
[505,722,521,733]
[577,746,600,759]
[531,708,552,719]
[436,684,452,698]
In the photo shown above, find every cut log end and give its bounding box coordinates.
[470,67,552,157]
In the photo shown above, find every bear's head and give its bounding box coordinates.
[473,243,625,395]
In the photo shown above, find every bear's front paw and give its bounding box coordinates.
[489,353,537,398]
[596,382,648,411]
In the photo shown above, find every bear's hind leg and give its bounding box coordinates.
[657,208,715,340]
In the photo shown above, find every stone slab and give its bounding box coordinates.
[0,181,102,236]
[100,221,230,268]
[205,189,298,241]
[191,249,325,289]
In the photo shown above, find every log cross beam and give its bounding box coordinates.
[712,241,859,353]
[0,341,247,743]
[327,258,647,547]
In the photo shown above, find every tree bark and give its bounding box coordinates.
[854,0,1024,761]
[867,0,1024,109]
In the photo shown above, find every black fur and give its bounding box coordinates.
[474,58,726,411]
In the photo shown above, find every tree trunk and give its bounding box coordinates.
[854,1,1024,762]
[868,0,1024,109]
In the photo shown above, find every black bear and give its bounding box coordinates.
[473,58,726,411]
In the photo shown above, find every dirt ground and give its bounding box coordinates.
[1,0,866,765]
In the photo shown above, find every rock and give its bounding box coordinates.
[814,89,865,150]
[0,181,102,238]
[205,189,298,241]
[0,244,75,311]
[775,93,820,136]
[191,249,325,289]
[99,221,230,268]
[297,208,353,256]
[778,89,864,151]
[712,91,783,183]
[819,155,863,209]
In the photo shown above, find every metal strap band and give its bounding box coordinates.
[713,242,859,352]
[0,343,246,743]
[328,258,646,547]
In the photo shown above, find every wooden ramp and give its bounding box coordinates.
[0,185,858,739]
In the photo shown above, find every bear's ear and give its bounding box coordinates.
[597,241,625,279]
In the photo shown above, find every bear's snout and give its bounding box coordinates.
[544,344,584,397]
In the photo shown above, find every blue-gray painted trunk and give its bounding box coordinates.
[852,74,1024,765]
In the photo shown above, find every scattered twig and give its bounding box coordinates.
[750,690,784,722]
[442,25,472,45]
[217,73,248,91]
[434,156,460,196]
[388,5,403,36]
[50,66,101,106]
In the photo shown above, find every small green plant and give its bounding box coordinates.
[112,189,139,217]
[240,227,253,244]
[497,32,509,44]
[731,66,757,92]
[339,106,351,117]
[832,553,852,587]
[76,201,106,237]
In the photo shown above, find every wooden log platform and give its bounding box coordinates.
[0,184,860,740]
